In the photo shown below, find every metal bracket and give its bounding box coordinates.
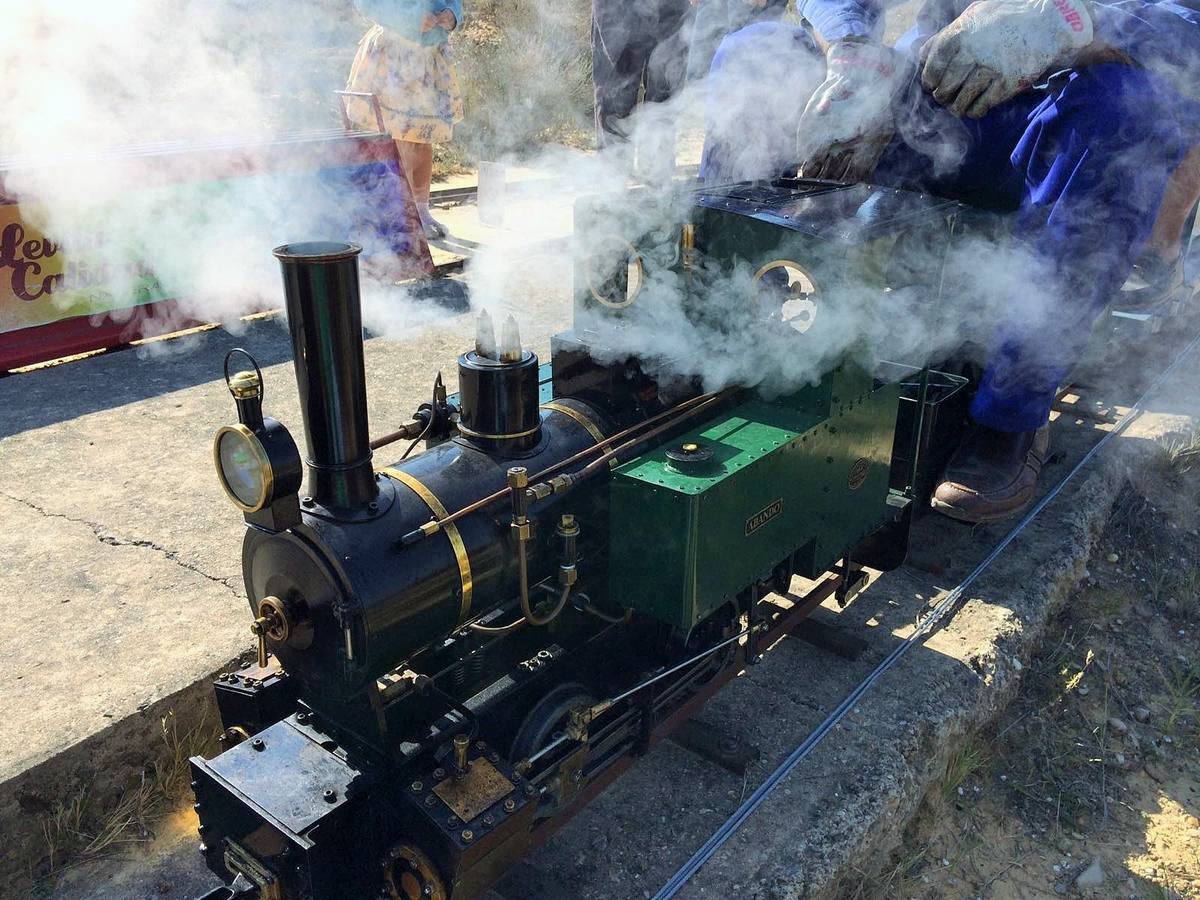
[669,718,760,776]
[549,745,588,810]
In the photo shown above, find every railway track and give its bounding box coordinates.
[653,325,1200,899]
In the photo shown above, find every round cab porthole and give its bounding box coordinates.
[752,260,820,334]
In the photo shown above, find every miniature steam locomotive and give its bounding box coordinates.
[192,179,973,900]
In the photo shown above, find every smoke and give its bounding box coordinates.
[463,2,1200,400]
[458,10,1050,397]
[0,0,441,347]
[3,0,1194,384]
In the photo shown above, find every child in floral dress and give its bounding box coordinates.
[347,0,464,239]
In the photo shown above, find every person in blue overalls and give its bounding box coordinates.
[592,0,694,167]
[700,0,1200,523]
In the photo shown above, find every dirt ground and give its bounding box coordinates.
[841,437,1200,899]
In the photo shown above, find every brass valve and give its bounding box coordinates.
[249,596,289,669]
[453,733,469,775]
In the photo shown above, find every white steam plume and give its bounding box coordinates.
[0,0,440,345]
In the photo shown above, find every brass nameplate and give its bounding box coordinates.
[745,499,783,536]
[432,758,514,822]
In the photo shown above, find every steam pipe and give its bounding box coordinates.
[273,241,378,510]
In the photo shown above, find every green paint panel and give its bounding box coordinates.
[609,368,901,631]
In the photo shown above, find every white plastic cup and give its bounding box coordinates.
[477,161,507,227]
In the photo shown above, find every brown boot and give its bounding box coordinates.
[931,425,1050,524]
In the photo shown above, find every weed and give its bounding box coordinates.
[40,778,158,876]
[38,707,220,880]
[941,738,992,801]
[1158,427,1200,474]
[1160,660,1200,732]
[154,708,218,803]
[1166,563,1200,620]
[840,845,929,899]
[40,787,91,874]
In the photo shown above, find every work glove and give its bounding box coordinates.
[797,40,909,183]
[921,0,1094,119]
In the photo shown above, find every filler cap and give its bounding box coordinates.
[665,441,716,474]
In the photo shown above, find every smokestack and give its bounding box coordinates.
[273,241,378,511]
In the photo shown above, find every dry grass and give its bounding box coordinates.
[1160,660,1200,734]
[450,0,594,162]
[941,738,992,802]
[38,708,219,881]
[841,459,1200,898]
[1159,426,1200,474]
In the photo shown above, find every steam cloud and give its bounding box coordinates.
[0,1,445,344]
[1,1,1192,386]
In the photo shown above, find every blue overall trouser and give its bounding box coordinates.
[700,22,1200,433]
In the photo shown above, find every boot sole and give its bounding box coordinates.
[929,495,1034,525]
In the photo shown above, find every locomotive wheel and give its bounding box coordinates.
[510,682,597,761]
[382,842,447,900]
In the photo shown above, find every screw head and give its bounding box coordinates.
[251,738,265,752]
[503,799,516,812]
[446,815,458,826]
[302,496,314,507]
[411,781,424,792]
[433,768,445,780]
[424,794,436,807]
[323,788,337,803]
[475,741,487,751]
[524,784,536,796]
[461,830,474,843]
[482,815,494,826]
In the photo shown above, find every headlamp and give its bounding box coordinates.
[214,424,273,512]
[214,349,302,526]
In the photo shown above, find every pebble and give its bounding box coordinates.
[1144,761,1166,783]
[1115,752,1126,766]
[1107,552,1120,563]
[1075,858,1106,888]
[1134,706,1151,723]
[1055,884,1067,895]
[1053,864,1062,874]
[1078,685,1090,697]
[1108,717,1129,736]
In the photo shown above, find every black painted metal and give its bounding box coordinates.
[274,242,378,510]
[456,350,542,453]
[242,400,613,706]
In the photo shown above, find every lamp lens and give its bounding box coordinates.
[218,429,266,508]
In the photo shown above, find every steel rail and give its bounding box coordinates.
[654,329,1200,899]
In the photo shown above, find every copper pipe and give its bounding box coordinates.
[369,421,423,451]
[398,388,733,545]
[560,389,735,484]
